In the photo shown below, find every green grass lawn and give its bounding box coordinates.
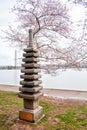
[0,91,87,130]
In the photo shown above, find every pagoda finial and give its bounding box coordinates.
[29,29,33,47]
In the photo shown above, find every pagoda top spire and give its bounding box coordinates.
[29,29,33,47]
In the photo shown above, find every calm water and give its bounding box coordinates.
[0,69,87,91]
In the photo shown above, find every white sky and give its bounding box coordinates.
[70,4,85,21]
[0,0,17,65]
[0,0,86,66]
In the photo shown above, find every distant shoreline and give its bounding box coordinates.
[0,65,87,70]
[0,83,87,92]
[0,84,87,100]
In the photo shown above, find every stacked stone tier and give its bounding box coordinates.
[19,92,42,100]
[20,80,42,86]
[23,52,39,57]
[19,86,42,93]
[20,74,41,80]
[22,57,39,63]
[23,48,38,52]
[21,68,41,73]
[19,47,42,101]
[22,63,40,68]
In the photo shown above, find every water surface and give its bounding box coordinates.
[0,69,87,91]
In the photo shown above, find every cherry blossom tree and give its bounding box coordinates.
[5,0,87,72]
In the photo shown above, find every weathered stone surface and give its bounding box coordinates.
[33,106,44,122]
[20,80,42,86]
[23,52,39,57]
[22,57,39,62]
[19,86,42,92]
[19,106,44,123]
[23,99,38,109]
[20,74,41,79]
[21,69,41,73]
[19,29,43,123]
[24,48,38,52]
[29,29,33,47]
[18,92,43,100]
[22,63,40,68]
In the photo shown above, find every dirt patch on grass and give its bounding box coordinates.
[45,95,87,105]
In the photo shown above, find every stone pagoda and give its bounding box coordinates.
[19,29,43,123]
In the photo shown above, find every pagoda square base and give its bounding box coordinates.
[19,106,44,123]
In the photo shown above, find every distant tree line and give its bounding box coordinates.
[0,64,87,70]
[0,66,21,70]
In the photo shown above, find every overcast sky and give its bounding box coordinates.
[0,0,17,66]
[0,0,86,66]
